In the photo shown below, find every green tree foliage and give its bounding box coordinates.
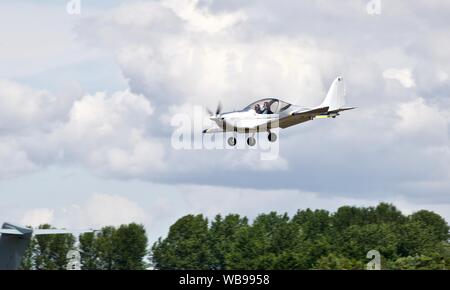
[19,238,36,270]
[292,209,331,238]
[20,223,148,270]
[79,223,148,270]
[151,215,213,269]
[79,231,98,269]
[112,223,148,270]
[16,204,450,270]
[209,214,248,269]
[373,203,406,224]
[20,224,75,270]
[226,212,301,269]
[152,203,450,270]
[410,210,449,241]
[314,253,364,270]
[337,224,399,260]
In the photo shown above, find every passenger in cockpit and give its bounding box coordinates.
[254,104,262,114]
[262,101,273,114]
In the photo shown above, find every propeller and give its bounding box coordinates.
[216,102,222,115]
[207,102,223,119]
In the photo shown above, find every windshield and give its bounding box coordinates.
[243,98,290,114]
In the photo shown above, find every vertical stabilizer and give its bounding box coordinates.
[320,77,346,111]
[0,223,33,270]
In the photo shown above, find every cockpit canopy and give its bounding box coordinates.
[243,98,291,114]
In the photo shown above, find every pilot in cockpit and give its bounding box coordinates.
[254,104,262,114]
[262,101,273,114]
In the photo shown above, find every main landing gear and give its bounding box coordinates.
[247,136,256,146]
[227,132,278,147]
[227,136,237,146]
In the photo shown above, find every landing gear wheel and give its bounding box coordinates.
[247,136,256,146]
[227,137,237,147]
[268,132,277,142]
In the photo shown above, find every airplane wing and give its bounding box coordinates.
[0,227,94,236]
[202,126,225,134]
[279,106,329,129]
[291,106,329,117]
[34,229,94,235]
[230,118,272,131]
[203,118,272,133]
[0,229,23,235]
[0,223,95,270]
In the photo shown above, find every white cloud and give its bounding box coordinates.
[383,68,416,88]
[13,193,148,231]
[0,80,74,133]
[61,90,153,140]
[116,37,331,109]
[52,89,166,177]
[52,193,148,229]
[80,193,148,227]
[436,69,449,83]
[224,150,289,171]
[0,140,37,177]
[394,97,449,145]
[81,0,337,109]
[0,0,450,209]
[0,79,167,179]
[72,89,162,172]
[108,1,178,28]
[0,2,102,78]
[162,0,247,33]
[21,208,54,227]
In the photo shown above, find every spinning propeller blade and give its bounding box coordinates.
[206,102,222,117]
[216,102,222,115]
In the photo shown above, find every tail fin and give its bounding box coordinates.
[320,77,346,111]
[0,223,33,270]
[0,222,94,270]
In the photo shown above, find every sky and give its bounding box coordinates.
[0,0,449,243]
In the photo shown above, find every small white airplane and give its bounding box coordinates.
[203,77,355,146]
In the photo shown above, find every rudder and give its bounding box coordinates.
[320,77,346,111]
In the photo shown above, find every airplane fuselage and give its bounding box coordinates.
[202,77,354,145]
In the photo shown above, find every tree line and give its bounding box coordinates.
[20,223,148,270]
[20,203,450,270]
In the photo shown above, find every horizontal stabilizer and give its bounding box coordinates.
[328,107,356,113]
